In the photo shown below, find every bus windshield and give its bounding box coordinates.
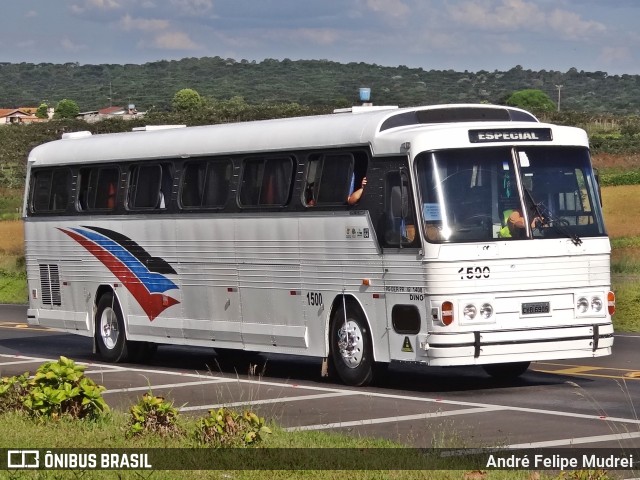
[415,146,606,243]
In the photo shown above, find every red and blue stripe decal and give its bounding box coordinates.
[58,226,179,321]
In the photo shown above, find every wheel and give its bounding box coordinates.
[95,292,130,362]
[330,303,374,387]
[482,361,530,380]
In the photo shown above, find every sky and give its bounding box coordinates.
[2,0,640,75]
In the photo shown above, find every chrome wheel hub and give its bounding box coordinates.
[100,307,119,350]
[337,320,364,368]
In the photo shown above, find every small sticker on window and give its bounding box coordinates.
[423,203,441,221]
[518,151,530,167]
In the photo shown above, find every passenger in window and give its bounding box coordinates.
[347,175,367,205]
[305,182,316,206]
[106,182,116,209]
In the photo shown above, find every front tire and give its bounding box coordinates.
[95,292,129,363]
[330,303,374,387]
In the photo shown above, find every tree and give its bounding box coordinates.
[53,99,80,119]
[35,103,49,119]
[505,89,555,112]
[172,88,202,112]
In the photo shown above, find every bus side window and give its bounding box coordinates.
[77,168,91,211]
[95,168,119,210]
[181,160,231,208]
[384,170,417,247]
[31,170,53,213]
[303,153,353,206]
[129,164,162,209]
[50,169,69,211]
[30,169,70,213]
[239,157,294,207]
[202,161,231,207]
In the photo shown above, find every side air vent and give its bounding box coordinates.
[39,264,61,306]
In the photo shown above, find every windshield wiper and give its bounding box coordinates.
[523,188,582,246]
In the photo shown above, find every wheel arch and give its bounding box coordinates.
[93,285,129,339]
[325,293,380,362]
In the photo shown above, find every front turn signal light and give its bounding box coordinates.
[607,291,616,316]
[442,301,454,326]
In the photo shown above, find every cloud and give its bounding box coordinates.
[148,31,200,50]
[282,28,340,46]
[365,0,410,18]
[61,37,88,52]
[25,10,38,18]
[547,8,605,39]
[448,0,605,39]
[17,40,36,49]
[70,0,123,14]
[170,0,214,17]
[598,46,632,65]
[119,14,170,32]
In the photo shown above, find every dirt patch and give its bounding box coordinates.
[592,152,640,171]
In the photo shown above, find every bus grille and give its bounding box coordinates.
[39,264,61,306]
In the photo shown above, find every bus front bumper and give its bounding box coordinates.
[420,323,614,366]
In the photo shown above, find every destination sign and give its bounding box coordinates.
[469,128,553,143]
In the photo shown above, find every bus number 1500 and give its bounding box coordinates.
[307,292,323,306]
[458,266,491,280]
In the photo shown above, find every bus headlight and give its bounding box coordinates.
[479,303,493,319]
[463,304,477,321]
[576,297,589,314]
[591,296,603,313]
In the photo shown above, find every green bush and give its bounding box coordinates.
[195,407,272,447]
[23,356,109,420]
[0,357,109,421]
[127,392,182,438]
[598,170,640,186]
[0,372,29,412]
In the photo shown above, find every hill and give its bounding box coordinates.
[1,58,640,113]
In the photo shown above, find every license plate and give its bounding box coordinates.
[521,302,550,315]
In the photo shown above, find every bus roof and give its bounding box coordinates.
[27,104,585,166]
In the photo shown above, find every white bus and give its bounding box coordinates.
[23,104,614,386]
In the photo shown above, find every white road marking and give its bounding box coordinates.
[0,353,52,362]
[506,430,640,448]
[179,391,355,412]
[285,406,503,432]
[104,379,227,394]
[504,405,640,426]
[1,352,639,447]
[0,359,46,366]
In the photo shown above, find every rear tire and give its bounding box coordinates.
[482,361,530,380]
[330,303,374,387]
[95,292,129,363]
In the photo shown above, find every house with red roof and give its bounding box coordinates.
[0,107,50,125]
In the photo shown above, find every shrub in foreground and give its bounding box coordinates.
[195,407,272,447]
[127,392,183,438]
[0,356,109,420]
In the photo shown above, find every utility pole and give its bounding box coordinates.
[107,82,117,107]
[555,85,563,112]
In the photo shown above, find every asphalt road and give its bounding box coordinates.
[1,303,639,451]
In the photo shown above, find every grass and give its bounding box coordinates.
[601,185,640,332]
[0,410,553,480]
[0,187,22,220]
[0,219,26,304]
